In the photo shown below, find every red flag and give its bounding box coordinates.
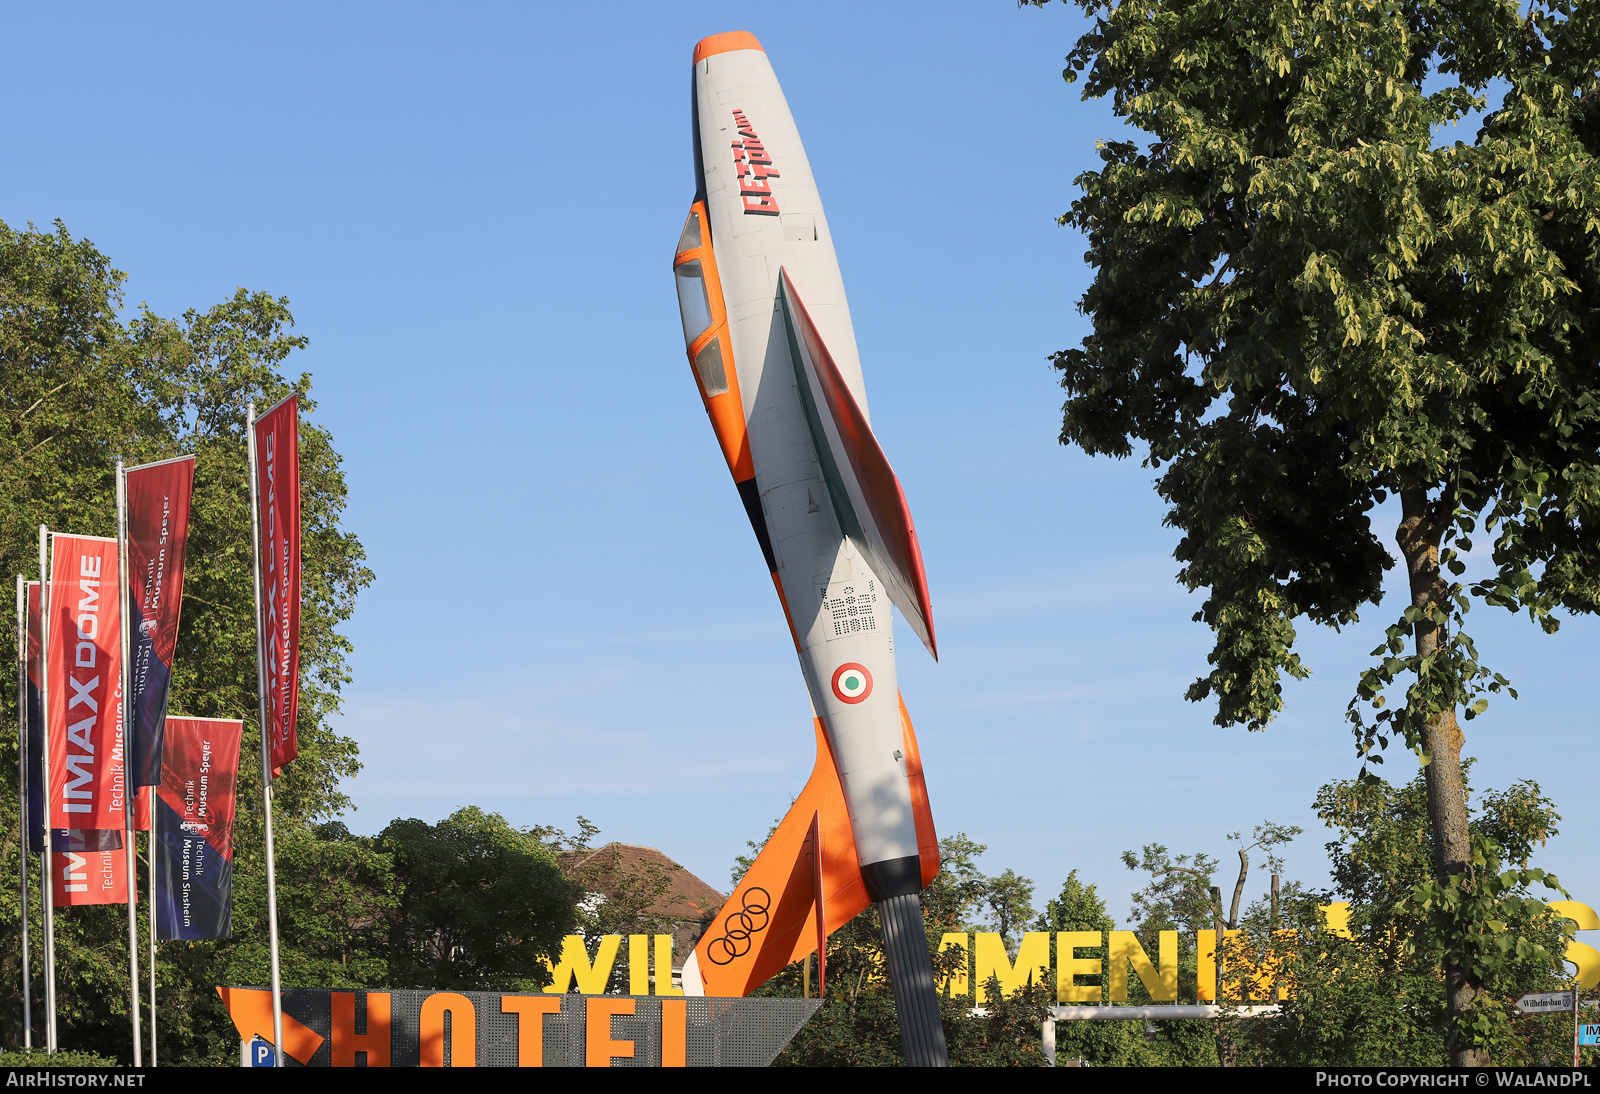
[34,578,127,848]
[153,717,243,939]
[254,397,301,771]
[52,845,131,905]
[125,455,195,787]
[46,534,129,834]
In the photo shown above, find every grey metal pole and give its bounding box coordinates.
[16,575,33,1050]
[38,527,57,1053]
[116,464,144,1067]
[148,785,158,1066]
[246,402,287,1066]
[876,892,949,1066]
[1210,886,1225,1000]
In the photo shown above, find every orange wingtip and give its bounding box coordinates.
[693,31,764,64]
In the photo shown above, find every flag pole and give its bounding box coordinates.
[246,401,286,1066]
[16,575,33,1050]
[116,464,144,1067]
[37,527,57,1053]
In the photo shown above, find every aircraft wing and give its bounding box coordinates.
[777,269,938,659]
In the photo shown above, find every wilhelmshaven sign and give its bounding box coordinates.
[1514,991,1576,1016]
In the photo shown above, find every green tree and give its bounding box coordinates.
[1037,872,1172,1066]
[0,219,374,1061]
[1037,0,1600,1063]
[1124,822,1301,934]
[0,1049,120,1067]
[378,807,579,991]
[1117,833,1302,1066]
[172,823,397,1064]
[1237,769,1574,1065]
[980,869,1037,954]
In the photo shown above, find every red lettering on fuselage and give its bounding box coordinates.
[730,110,781,216]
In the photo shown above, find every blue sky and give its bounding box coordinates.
[5,2,1595,926]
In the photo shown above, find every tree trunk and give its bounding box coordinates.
[1397,488,1483,1067]
[1229,848,1248,929]
[1211,885,1236,1066]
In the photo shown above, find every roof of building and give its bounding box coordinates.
[557,842,725,924]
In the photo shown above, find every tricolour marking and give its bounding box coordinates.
[831,663,873,705]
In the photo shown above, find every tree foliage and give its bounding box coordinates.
[1124,821,1302,933]
[1116,830,1310,1065]
[0,1049,120,1067]
[1037,0,1600,1061]
[1235,769,1575,1065]
[378,808,579,992]
[0,218,376,1061]
[1113,774,1570,1065]
[1037,870,1219,1066]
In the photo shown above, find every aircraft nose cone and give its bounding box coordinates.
[694,31,764,63]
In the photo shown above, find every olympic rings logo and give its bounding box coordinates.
[706,887,772,965]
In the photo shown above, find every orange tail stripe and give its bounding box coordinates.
[899,694,940,888]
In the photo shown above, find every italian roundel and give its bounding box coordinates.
[831,663,873,704]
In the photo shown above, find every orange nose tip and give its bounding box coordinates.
[693,31,764,64]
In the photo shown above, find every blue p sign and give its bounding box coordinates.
[250,1038,276,1067]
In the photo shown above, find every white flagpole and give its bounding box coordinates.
[37,527,57,1053]
[16,575,33,1050]
[116,464,144,1067]
[246,402,286,1066]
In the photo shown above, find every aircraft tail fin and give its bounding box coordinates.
[687,696,938,997]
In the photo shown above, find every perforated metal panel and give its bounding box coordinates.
[229,987,821,1067]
